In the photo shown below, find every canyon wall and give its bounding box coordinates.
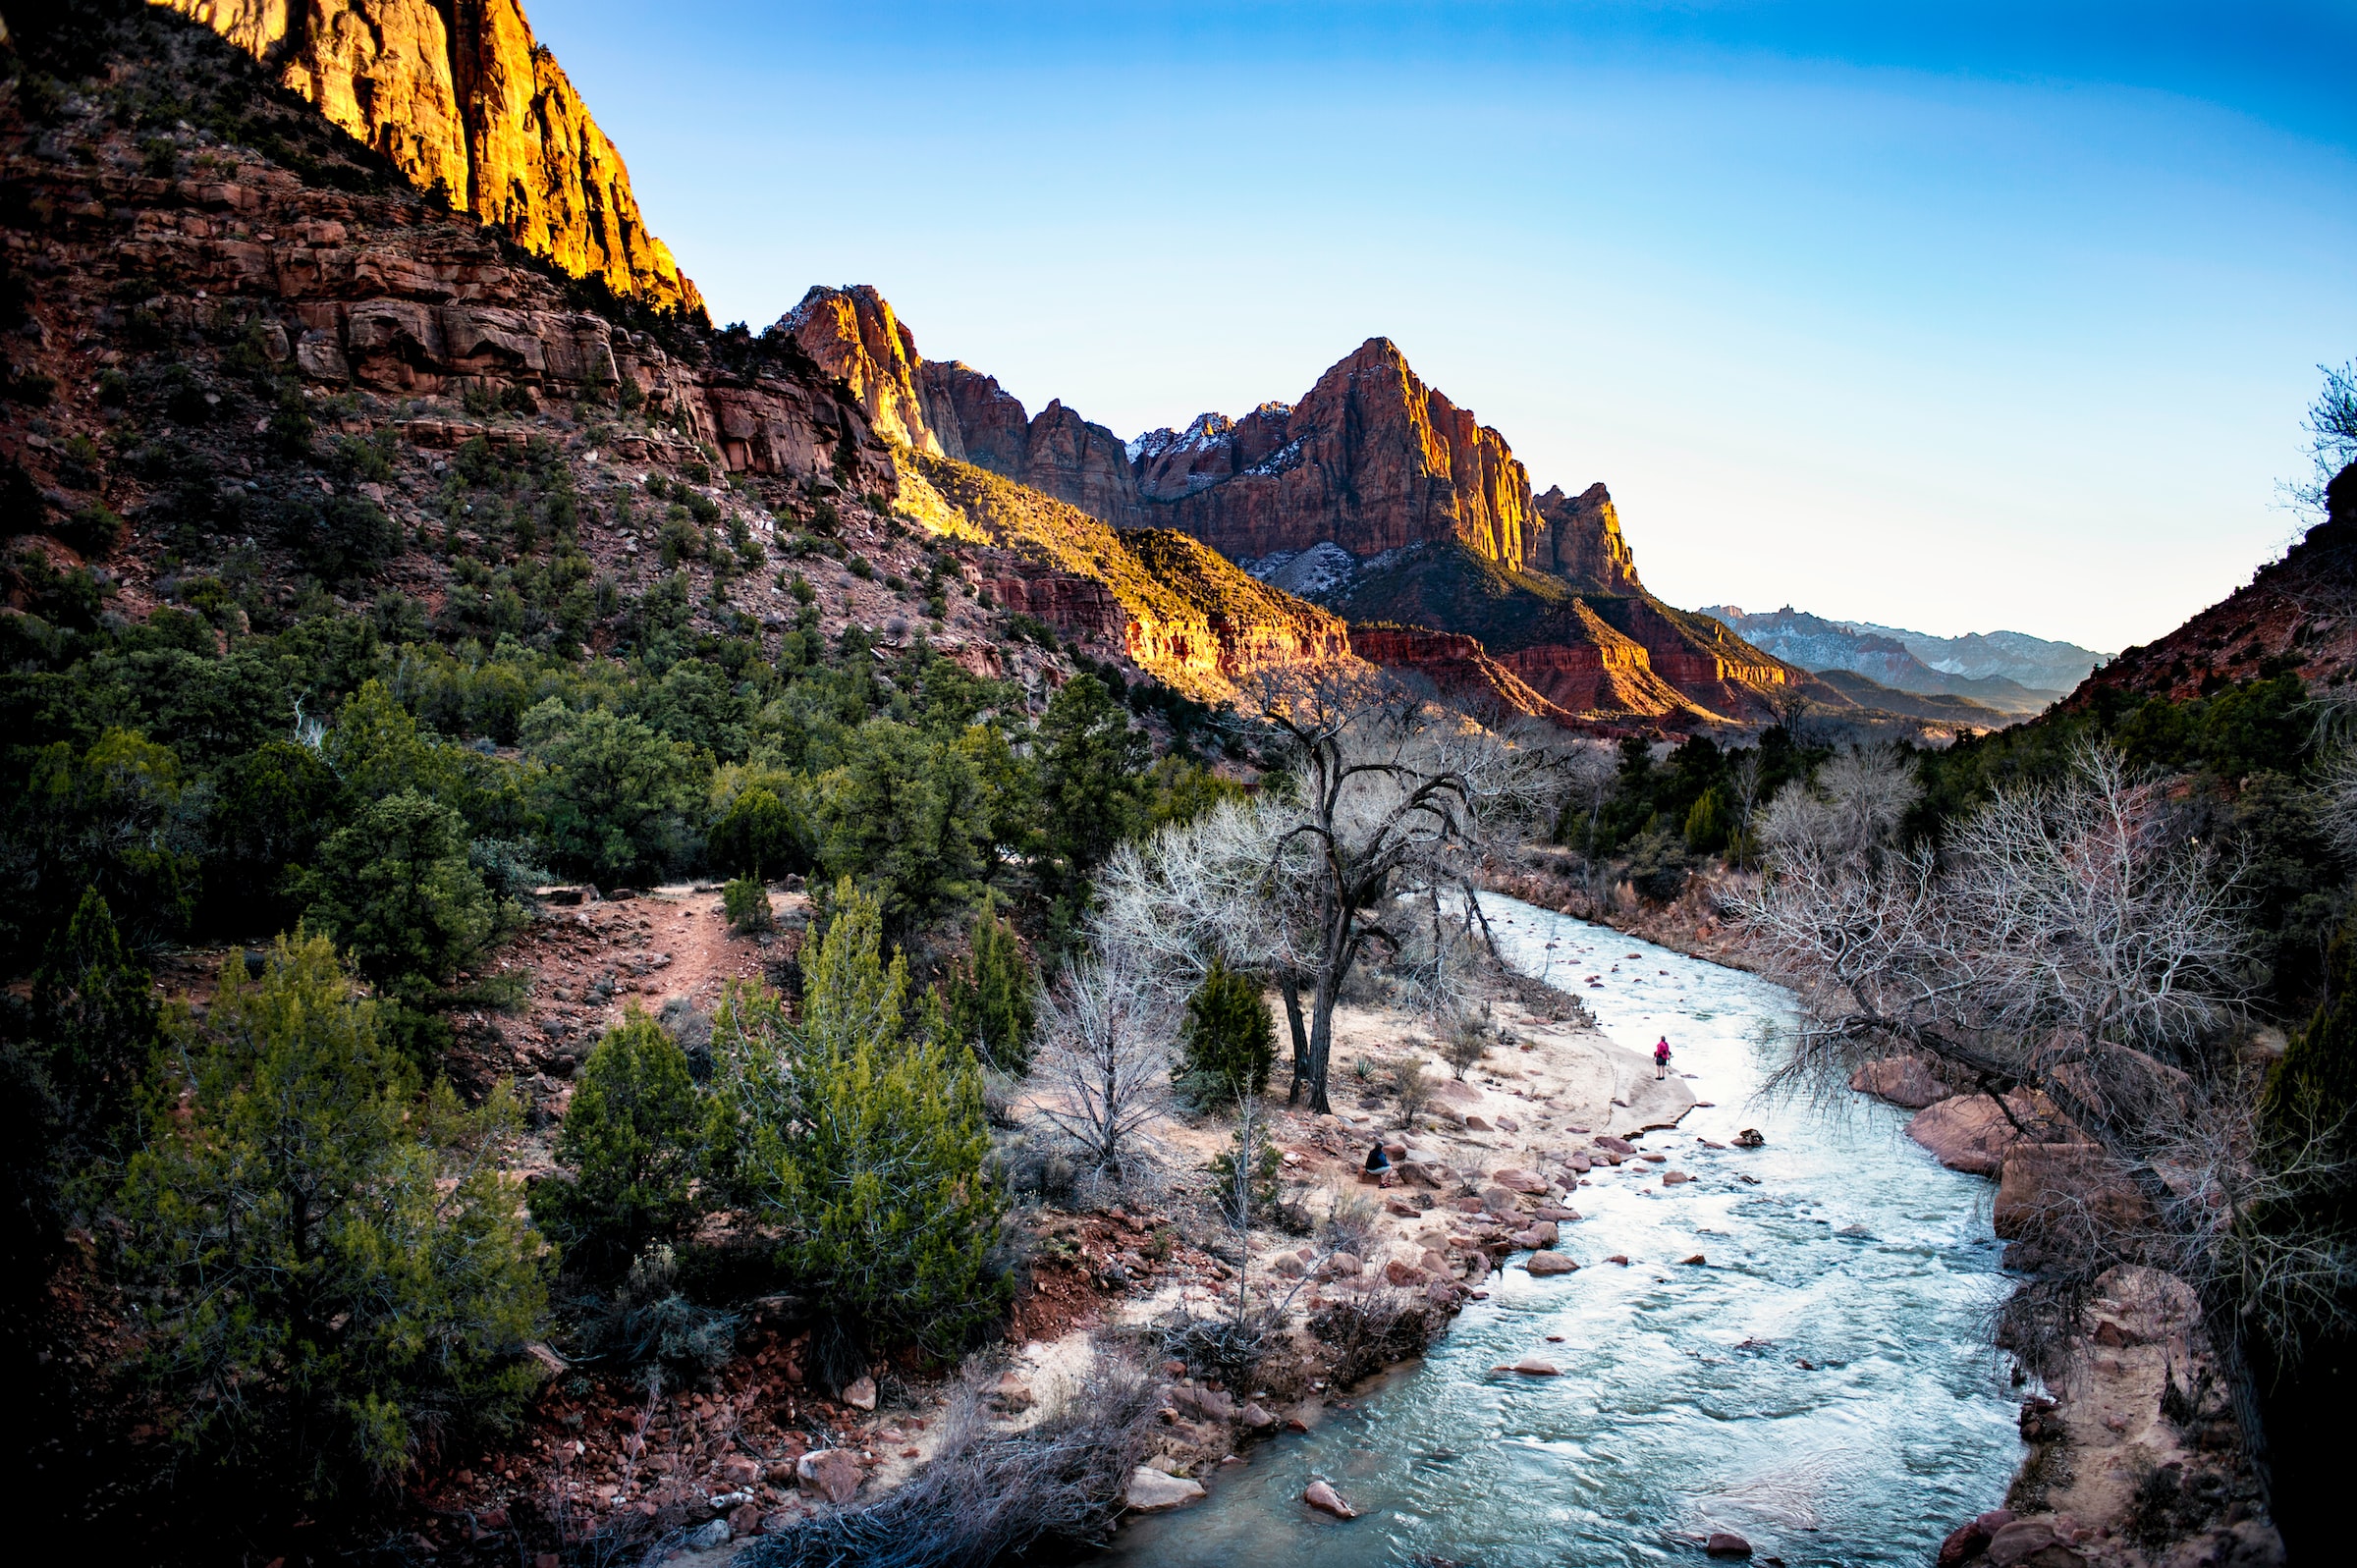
[165,0,704,315]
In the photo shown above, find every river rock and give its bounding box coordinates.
[1125,1466,1206,1510]
[1480,1187,1522,1215]
[1492,1167,1550,1194]
[1732,1129,1765,1149]
[796,1448,862,1505]
[1593,1134,1636,1156]
[1303,1479,1356,1517]
[1705,1532,1753,1558]
[1850,1054,1952,1109]
[1497,1354,1561,1375]
[1463,1113,1496,1132]
[1905,1090,2082,1176]
[1564,1151,1593,1173]
[1986,1519,2085,1567]
[1938,1510,2014,1568]
[1680,1253,1707,1266]
[1662,1170,1692,1186]
[1995,1144,2155,1244]
[1384,1258,1429,1286]
[1525,1250,1577,1276]
[1240,1401,1277,1431]
[1510,1221,1560,1249]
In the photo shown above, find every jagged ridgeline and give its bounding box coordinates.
[780,284,1821,731]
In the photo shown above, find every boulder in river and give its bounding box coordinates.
[1496,1354,1561,1375]
[1525,1251,1577,1276]
[1303,1479,1356,1517]
[1705,1531,1753,1558]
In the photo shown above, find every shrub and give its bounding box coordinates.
[709,783,802,877]
[711,883,1005,1352]
[936,891,1035,1071]
[724,875,773,933]
[1441,1011,1489,1080]
[1209,1116,1282,1224]
[300,789,504,1004]
[1393,1059,1436,1126]
[1174,958,1275,1106]
[116,936,546,1503]
[58,501,124,557]
[539,1007,704,1275]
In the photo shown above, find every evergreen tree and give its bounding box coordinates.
[301,788,504,1000]
[708,783,802,877]
[1175,957,1276,1106]
[117,936,546,1503]
[541,1007,704,1274]
[935,890,1036,1071]
[27,885,156,1155]
[711,883,1004,1352]
[1038,675,1148,878]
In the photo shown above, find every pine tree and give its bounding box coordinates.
[117,936,546,1502]
[542,1006,704,1274]
[1175,957,1276,1105]
[711,882,1005,1352]
[936,890,1036,1071]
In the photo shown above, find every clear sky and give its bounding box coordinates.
[531,1,2357,653]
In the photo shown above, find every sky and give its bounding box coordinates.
[530,1,2357,653]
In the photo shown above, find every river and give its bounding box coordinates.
[1104,894,2023,1566]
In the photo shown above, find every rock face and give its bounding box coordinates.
[1905,1090,2082,1177]
[782,288,1144,523]
[1849,1055,1953,1110]
[898,451,1356,702]
[1535,483,1641,592]
[1141,339,1544,568]
[168,0,703,314]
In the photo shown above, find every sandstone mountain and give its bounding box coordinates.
[781,285,1811,730]
[2072,462,2357,708]
[0,4,1348,713]
[168,0,704,315]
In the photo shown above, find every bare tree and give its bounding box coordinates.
[1738,739,2354,1470]
[1556,740,1620,899]
[1756,742,1920,870]
[2288,360,2357,512]
[1250,670,1553,1112]
[1028,956,1167,1181]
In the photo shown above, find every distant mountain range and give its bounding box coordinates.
[1697,606,2105,717]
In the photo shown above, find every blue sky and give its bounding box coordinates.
[532,2,2357,652]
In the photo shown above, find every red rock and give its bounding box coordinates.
[1302,1479,1355,1517]
[1850,1054,1952,1109]
[1906,1091,2083,1177]
[1525,1250,1577,1276]
[795,1449,861,1506]
[1491,1167,1550,1194]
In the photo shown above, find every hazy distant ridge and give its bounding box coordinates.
[1699,605,2104,716]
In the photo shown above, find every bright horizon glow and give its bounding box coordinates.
[532,1,2357,654]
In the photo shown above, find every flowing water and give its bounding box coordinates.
[1104,895,2022,1566]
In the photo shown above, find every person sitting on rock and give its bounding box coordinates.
[1653,1037,1673,1080]
[1364,1142,1396,1188]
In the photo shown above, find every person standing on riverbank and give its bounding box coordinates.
[1654,1037,1672,1079]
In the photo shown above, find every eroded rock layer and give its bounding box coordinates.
[166,0,703,314]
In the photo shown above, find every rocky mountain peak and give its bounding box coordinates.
[1536,483,1642,593]
[780,284,949,458]
[169,0,703,315]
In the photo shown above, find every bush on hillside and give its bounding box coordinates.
[538,1007,706,1275]
[116,936,546,1503]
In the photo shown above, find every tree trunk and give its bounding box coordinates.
[1306,969,1337,1114]
[1280,976,1309,1106]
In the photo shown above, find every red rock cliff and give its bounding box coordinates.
[165,0,703,315]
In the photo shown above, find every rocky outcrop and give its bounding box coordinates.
[168,0,703,314]
[1535,483,1641,593]
[1143,338,1544,568]
[783,291,1144,523]
[1131,405,1295,501]
[1346,624,1574,724]
[779,286,945,456]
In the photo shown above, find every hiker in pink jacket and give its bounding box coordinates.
[1653,1037,1672,1080]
